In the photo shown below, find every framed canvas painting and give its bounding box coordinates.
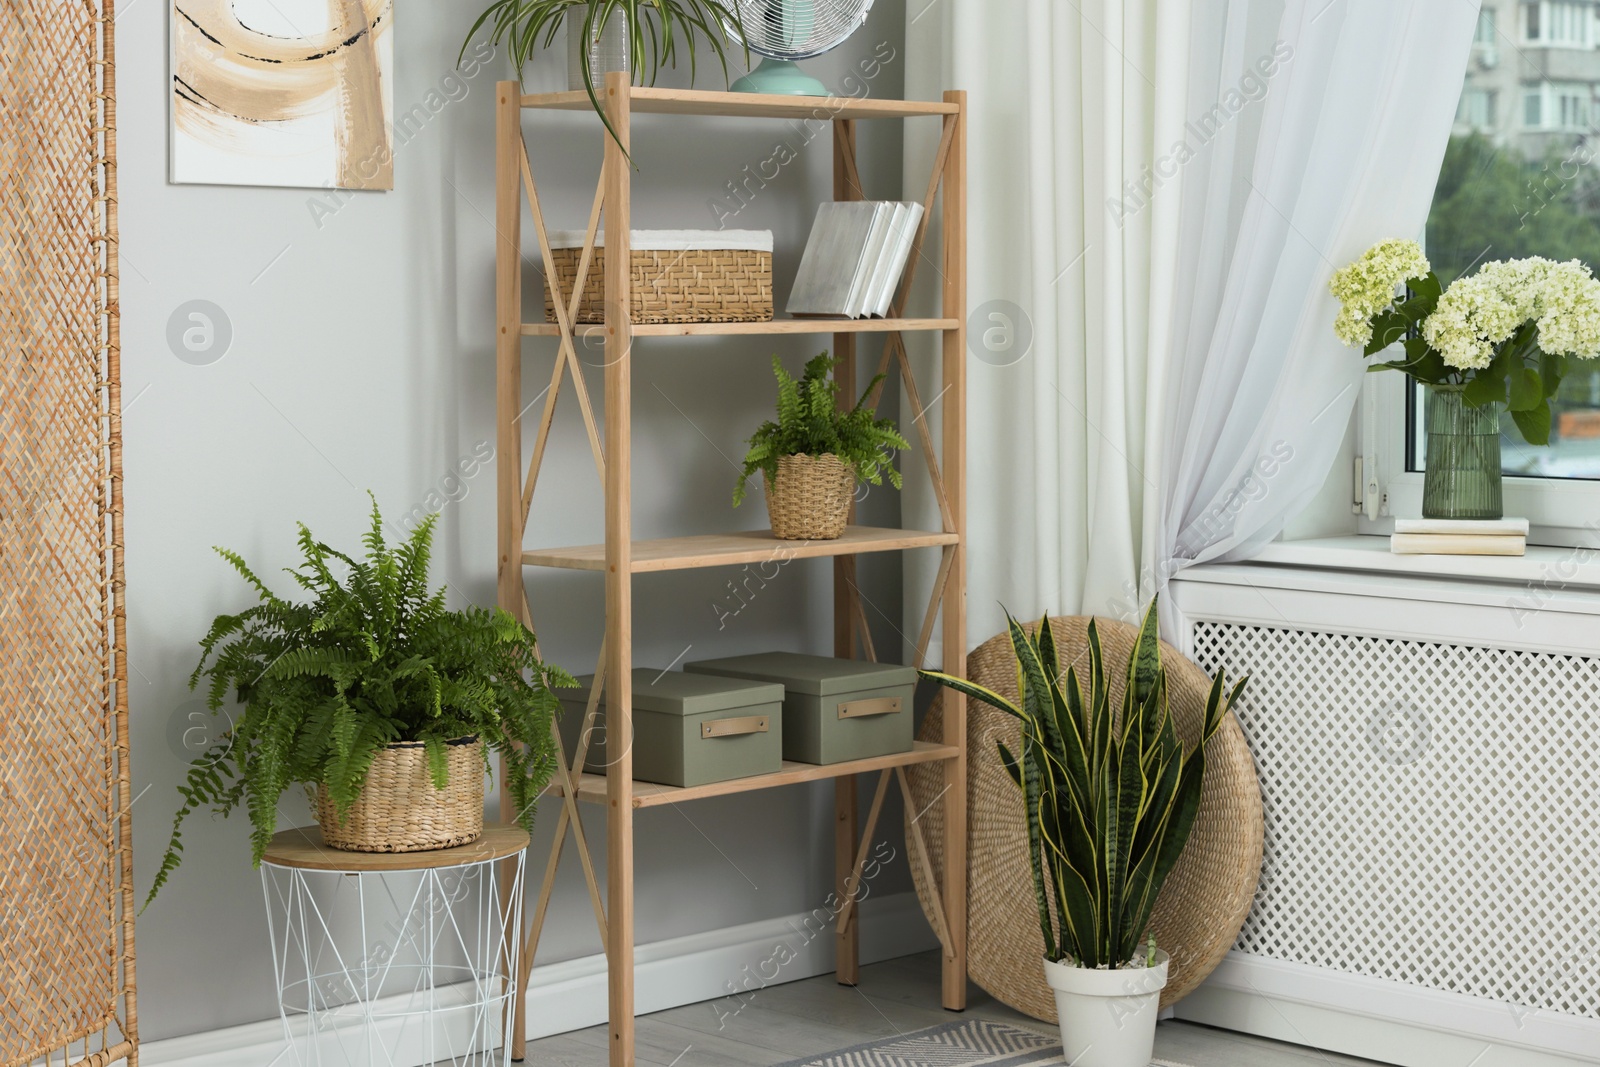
[171,0,394,189]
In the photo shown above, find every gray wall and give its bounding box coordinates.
[119,1,911,1039]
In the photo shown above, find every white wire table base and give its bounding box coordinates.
[260,844,526,1067]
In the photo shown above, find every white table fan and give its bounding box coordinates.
[727,0,875,96]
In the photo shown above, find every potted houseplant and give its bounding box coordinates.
[920,599,1245,1067]
[461,0,746,152]
[145,498,572,907]
[734,352,910,540]
[1331,240,1600,519]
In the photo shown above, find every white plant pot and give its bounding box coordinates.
[1042,951,1169,1067]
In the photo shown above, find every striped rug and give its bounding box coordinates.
[769,1018,1193,1067]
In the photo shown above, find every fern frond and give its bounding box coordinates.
[146,497,565,906]
[734,349,909,504]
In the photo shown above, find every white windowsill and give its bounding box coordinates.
[1246,534,1600,591]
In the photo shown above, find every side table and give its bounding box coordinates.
[260,822,529,1066]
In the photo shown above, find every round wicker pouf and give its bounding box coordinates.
[764,453,856,540]
[316,737,485,853]
[905,617,1263,1018]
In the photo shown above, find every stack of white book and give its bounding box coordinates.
[787,201,925,319]
[1390,517,1529,556]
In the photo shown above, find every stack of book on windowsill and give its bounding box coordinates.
[787,201,925,319]
[1389,517,1529,556]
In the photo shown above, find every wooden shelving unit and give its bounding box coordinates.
[494,75,968,1067]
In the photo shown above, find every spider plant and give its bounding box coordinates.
[461,0,748,155]
[920,598,1247,969]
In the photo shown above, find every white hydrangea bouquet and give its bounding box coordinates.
[1331,239,1600,444]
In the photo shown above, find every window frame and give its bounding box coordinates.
[1356,2,1600,545]
[1359,369,1600,544]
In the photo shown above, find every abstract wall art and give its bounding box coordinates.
[171,0,395,190]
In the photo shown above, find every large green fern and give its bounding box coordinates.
[145,496,573,909]
[734,352,911,507]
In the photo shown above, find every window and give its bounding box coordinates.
[1524,0,1596,45]
[1478,8,1498,42]
[1561,86,1589,127]
[1520,82,1596,131]
[1361,2,1600,540]
[1459,88,1498,130]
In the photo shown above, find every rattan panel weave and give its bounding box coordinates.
[1190,622,1600,1022]
[0,3,135,1065]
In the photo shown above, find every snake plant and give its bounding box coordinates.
[920,598,1246,969]
[461,0,747,154]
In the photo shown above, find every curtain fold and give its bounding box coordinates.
[904,0,1477,651]
[902,0,1192,656]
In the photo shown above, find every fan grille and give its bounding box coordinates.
[729,0,874,61]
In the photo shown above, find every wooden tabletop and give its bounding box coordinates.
[261,823,530,872]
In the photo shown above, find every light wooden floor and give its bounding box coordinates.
[511,950,1391,1067]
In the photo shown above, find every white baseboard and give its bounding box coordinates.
[523,888,940,1040]
[1176,952,1600,1067]
[139,890,939,1067]
[137,982,495,1067]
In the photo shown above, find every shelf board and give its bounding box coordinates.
[520,86,958,121]
[555,741,960,809]
[524,525,959,574]
[522,317,958,338]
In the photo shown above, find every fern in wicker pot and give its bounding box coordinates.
[920,598,1246,1067]
[734,352,909,540]
[145,498,572,907]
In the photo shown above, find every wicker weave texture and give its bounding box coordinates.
[545,246,773,324]
[905,618,1263,1019]
[763,453,856,540]
[0,3,135,1065]
[316,740,486,853]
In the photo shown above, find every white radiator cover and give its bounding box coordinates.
[1169,554,1600,1067]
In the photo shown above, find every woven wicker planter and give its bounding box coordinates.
[764,453,856,540]
[315,737,484,853]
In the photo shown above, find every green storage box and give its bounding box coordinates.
[555,669,784,788]
[684,652,916,765]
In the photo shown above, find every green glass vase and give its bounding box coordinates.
[1421,384,1503,520]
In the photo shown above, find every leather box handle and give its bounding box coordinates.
[837,696,903,720]
[700,715,770,740]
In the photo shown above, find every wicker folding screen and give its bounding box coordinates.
[0,4,137,1066]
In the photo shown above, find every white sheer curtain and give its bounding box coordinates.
[902,0,1195,655]
[902,0,1476,652]
[1146,0,1477,630]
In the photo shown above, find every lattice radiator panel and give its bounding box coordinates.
[1190,622,1600,1021]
